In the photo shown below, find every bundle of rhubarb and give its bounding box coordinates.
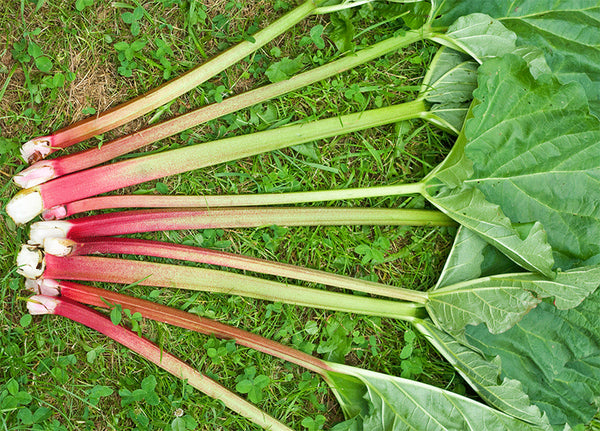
[4,0,600,429]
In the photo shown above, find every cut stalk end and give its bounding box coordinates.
[21,136,54,164]
[6,187,43,225]
[44,237,76,257]
[14,161,56,188]
[27,294,58,315]
[16,245,45,279]
[42,205,68,220]
[29,220,72,246]
[25,278,60,296]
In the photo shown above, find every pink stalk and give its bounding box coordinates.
[16,28,427,188]
[42,183,426,220]
[28,279,331,375]
[44,237,428,303]
[26,295,293,431]
[20,251,424,321]
[7,100,429,224]
[19,1,318,164]
[28,207,454,245]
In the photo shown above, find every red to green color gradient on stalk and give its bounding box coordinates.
[41,183,428,220]
[7,99,430,224]
[31,253,425,321]
[28,206,454,245]
[28,279,331,375]
[45,236,428,303]
[19,1,319,164]
[15,28,427,189]
[26,295,293,431]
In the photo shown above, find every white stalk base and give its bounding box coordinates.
[21,136,53,164]
[14,161,56,189]
[6,188,44,225]
[29,221,72,246]
[44,238,76,257]
[25,278,60,296]
[27,295,58,315]
[16,245,45,279]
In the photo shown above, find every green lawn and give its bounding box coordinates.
[0,1,459,429]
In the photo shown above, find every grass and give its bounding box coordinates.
[0,1,460,429]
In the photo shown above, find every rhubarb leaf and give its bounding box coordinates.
[424,52,600,275]
[434,0,600,117]
[430,219,600,427]
[426,265,600,335]
[418,47,477,133]
[420,47,478,105]
[463,54,600,271]
[465,290,600,428]
[431,13,517,63]
[434,226,520,288]
[326,362,547,430]
[415,319,550,428]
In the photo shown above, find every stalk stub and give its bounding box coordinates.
[29,221,72,246]
[42,205,68,220]
[6,187,44,225]
[25,278,60,296]
[21,136,54,164]
[16,245,45,279]
[44,238,76,257]
[14,161,56,189]
[27,295,58,315]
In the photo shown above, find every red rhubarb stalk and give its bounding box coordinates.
[26,295,293,431]
[27,279,331,375]
[28,206,454,244]
[42,183,426,220]
[43,237,428,303]
[16,29,428,189]
[19,249,425,321]
[20,1,319,164]
[7,100,429,224]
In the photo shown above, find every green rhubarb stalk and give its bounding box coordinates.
[27,295,293,431]
[7,99,432,224]
[16,28,429,190]
[34,253,426,321]
[21,0,377,164]
[44,236,429,303]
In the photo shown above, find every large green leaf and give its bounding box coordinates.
[326,362,549,430]
[418,47,477,133]
[415,319,551,428]
[434,0,600,117]
[465,291,600,428]
[463,54,600,270]
[426,265,600,335]
[427,220,600,427]
[423,53,600,274]
[420,47,478,104]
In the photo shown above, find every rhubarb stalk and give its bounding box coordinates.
[26,295,293,431]
[16,28,429,189]
[19,249,426,321]
[28,206,454,245]
[8,100,430,224]
[43,236,429,303]
[42,183,426,220]
[21,0,378,164]
[27,279,330,375]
